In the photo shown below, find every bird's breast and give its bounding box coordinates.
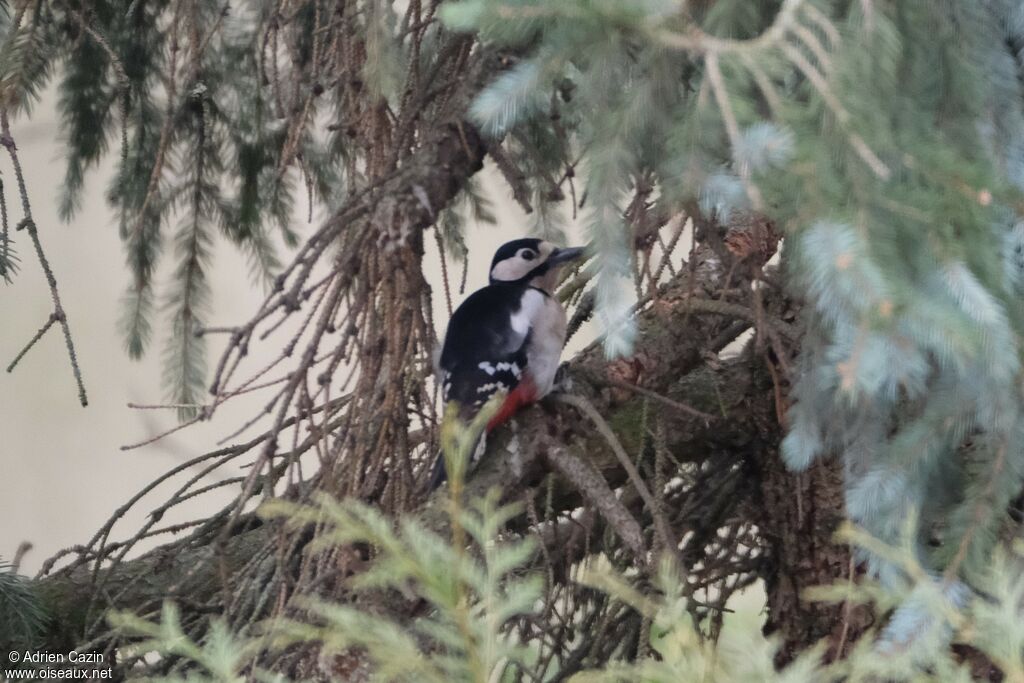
[526,296,567,397]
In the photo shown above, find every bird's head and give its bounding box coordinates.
[488,238,585,292]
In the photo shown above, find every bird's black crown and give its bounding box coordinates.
[489,238,544,272]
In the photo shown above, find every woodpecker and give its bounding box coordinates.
[427,238,584,490]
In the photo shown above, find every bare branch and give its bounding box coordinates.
[0,111,88,406]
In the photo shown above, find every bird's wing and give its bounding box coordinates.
[438,286,546,413]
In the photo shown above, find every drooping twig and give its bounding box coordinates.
[652,0,891,182]
[63,1,131,165]
[0,110,88,406]
[6,312,58,373]
[705,52,764,211]
[0,177,12,283]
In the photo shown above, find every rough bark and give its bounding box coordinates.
[755,434,872,664]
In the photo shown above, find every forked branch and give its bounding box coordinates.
[0,110,88,406]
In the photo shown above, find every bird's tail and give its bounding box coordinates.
[424,431,488,492]
[424,396,503,494]
[426,450,448,491]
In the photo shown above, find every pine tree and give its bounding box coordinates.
[4,0,1024,679]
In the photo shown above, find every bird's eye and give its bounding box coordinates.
[521,249,537,261]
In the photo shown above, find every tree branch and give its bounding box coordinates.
[0,111,88,406]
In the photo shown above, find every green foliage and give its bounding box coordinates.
[438,176,495,265]
[111,490,544,682]
[0,2,59,116]
[109,602,262,682]
[108,504,1024,682]
[0,177,18,283]
[0,560,47,652]
[572,537,1024,682]
[438,0,1024,651]
[111,403,537,682]
[568,558,827,683]
[1,1,348,414]
[119,409,1024,681]
[362,0,406,103]
[470,60,547,138]
[262,491,542,682]
[161,85,220,420]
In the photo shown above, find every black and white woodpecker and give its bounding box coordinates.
[428,238,585,490]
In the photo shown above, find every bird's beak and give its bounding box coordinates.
[548,246,585,265]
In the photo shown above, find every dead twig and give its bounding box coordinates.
[0,111,88,406]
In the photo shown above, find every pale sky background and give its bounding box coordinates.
[0,87,590,575]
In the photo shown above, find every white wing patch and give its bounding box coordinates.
[476,381,511,394]
[510,288,546,338]
[478,360,522,378]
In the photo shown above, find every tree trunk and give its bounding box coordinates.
[755,447,872,664]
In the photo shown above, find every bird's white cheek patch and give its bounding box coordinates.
[491,258,532,282]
